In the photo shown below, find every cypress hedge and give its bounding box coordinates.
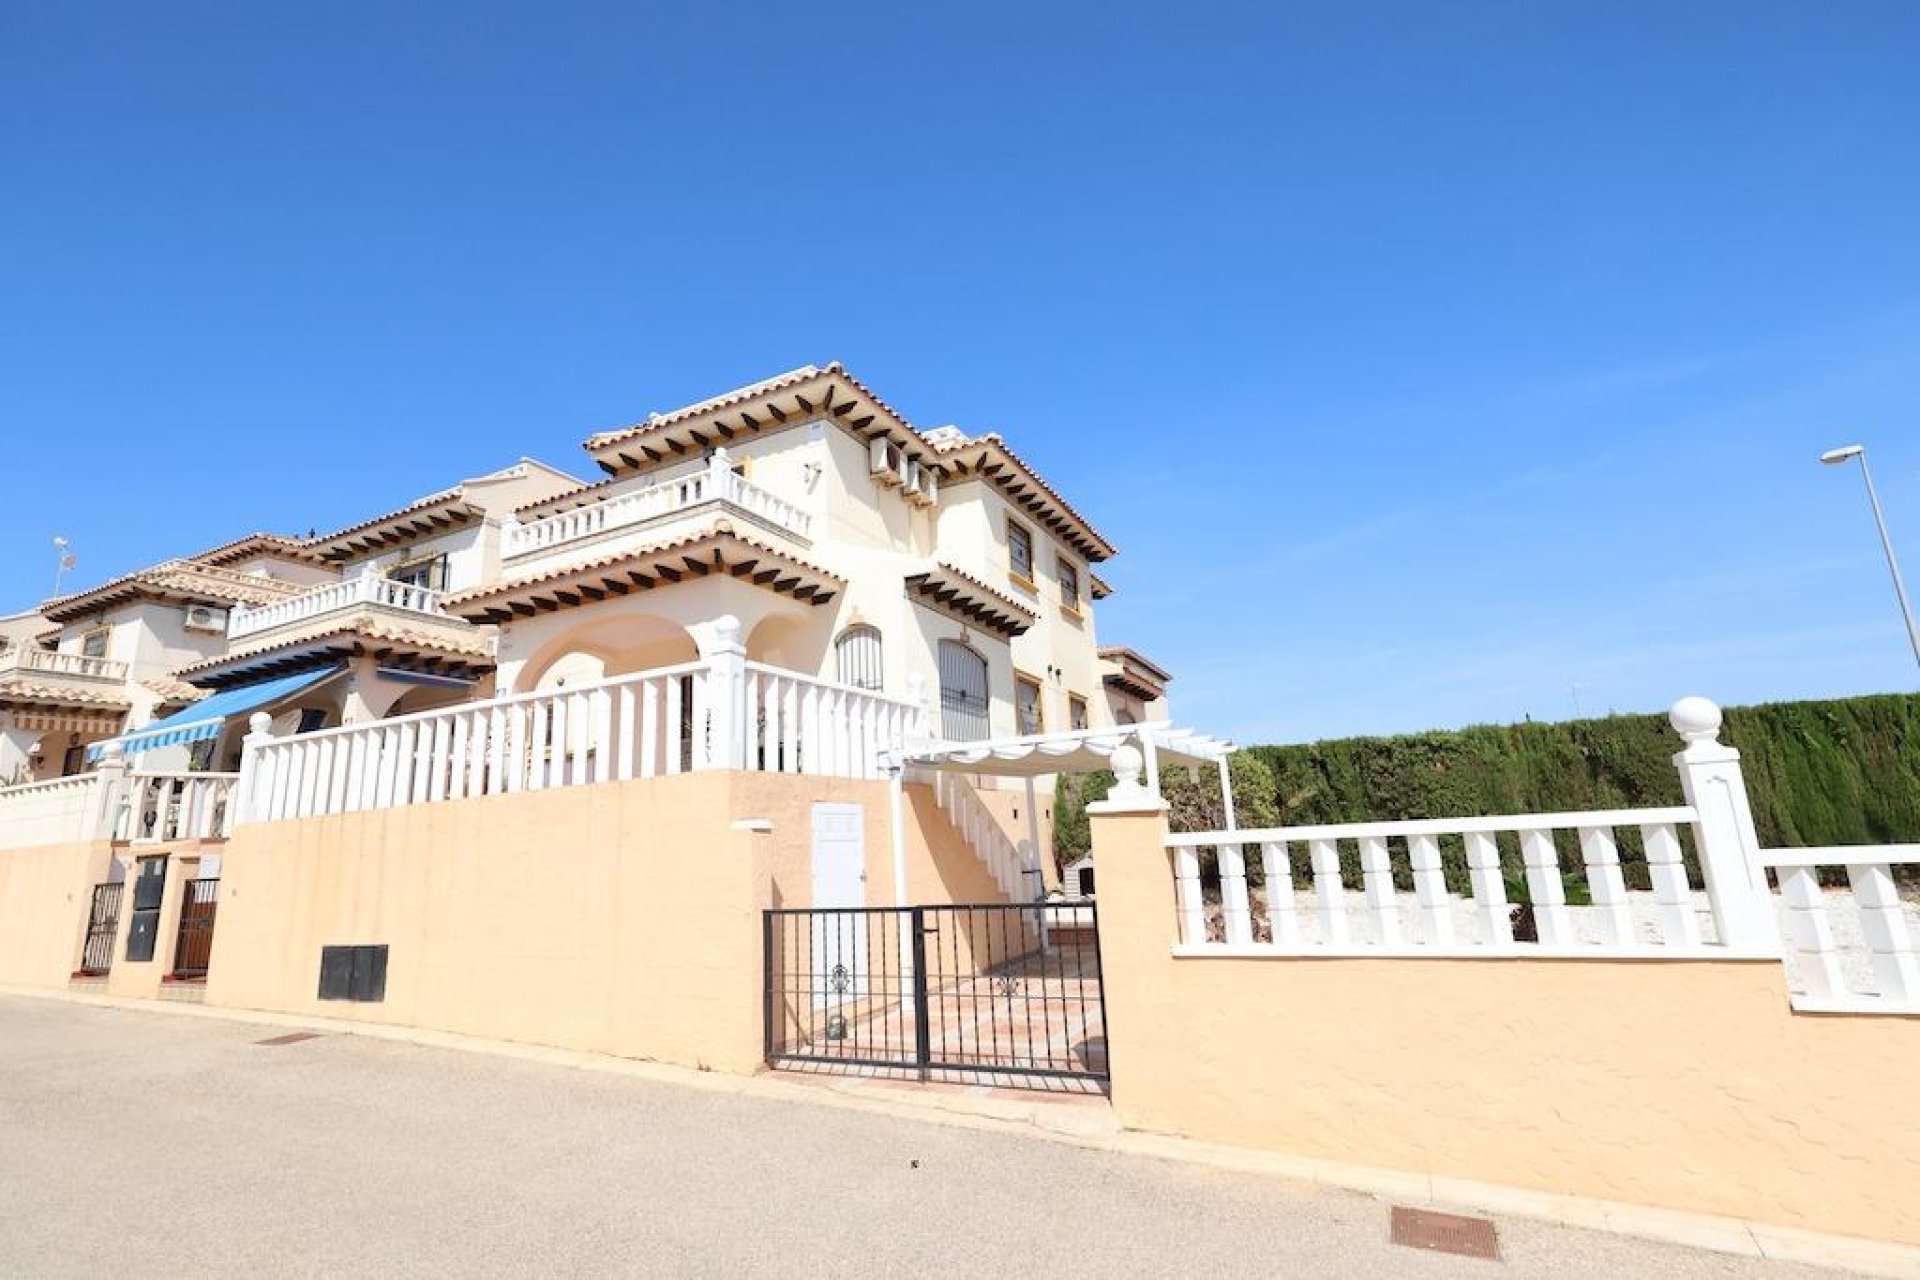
[1054,693,1920,886]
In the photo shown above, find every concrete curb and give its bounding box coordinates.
[6,983,1915,1278]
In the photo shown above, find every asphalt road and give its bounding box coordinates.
[0,996,1847,1278]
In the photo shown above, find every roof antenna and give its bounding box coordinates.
[51,536,76,593]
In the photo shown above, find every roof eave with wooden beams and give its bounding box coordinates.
[581,363,934,483]
[40,561,308,624]
[443,527,844,624]
[0,681,132,735]
[307,497,485,563]
[178,621,498,691]
[903,566,1037,639]
[936,435,1117,563]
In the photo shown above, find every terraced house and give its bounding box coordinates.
[1,363,1918,1264]
[0,361,1195,1030]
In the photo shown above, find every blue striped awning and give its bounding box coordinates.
[89,666,344,760]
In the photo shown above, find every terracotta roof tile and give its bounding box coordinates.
[0,679,132,710]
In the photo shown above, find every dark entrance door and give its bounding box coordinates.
[171,879,219,978]
[125,856,167,963]
[764,902,1107,1087]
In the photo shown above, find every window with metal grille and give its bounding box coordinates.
[1058,558,1081,613]
[1016,675,1044,735]
[1069,694,1089,731]
[834,625,884,691]
[1006,519,1034,584]
[938,640,990,741]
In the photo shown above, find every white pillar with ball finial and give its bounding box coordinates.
[1669,696,1779,952]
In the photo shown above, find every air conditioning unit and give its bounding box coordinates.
[870,437,906,486]
[183,605,228,634]
[905,462,938,507]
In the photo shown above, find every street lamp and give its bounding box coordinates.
[1821,444,1920,671]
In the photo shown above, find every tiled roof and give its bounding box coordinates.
[190,532,328,567]
[445,522,844,619]
[42,559,308,622]
[0,679,132,710]
[903,560,1037,638]
[141,676,208,706]
[305,490,484,561]
[935,431,1117,561]
[176,612,495,679]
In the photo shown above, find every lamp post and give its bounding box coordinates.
[1821,444,1920,671]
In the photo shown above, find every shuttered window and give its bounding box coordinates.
[1016,675,1044,736]
[1007,519,1034,584]
[835,626,884,691]
[938,640,990,742]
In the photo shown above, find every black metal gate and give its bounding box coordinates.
[79,883,122,975]
[764,902,1107,1086]
[171,879,220,979]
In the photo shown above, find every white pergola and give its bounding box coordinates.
[883,722,1238,907]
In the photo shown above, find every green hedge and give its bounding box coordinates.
[1054,693,1920,877]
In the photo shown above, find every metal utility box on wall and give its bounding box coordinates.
[125,856,167,963]
[317,945,388,1002]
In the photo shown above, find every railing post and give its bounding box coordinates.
[235,711,279,826]
[1669,696,1778,951]
[709,445,736,502]
[87,742,129,841]
[699,615,746,771]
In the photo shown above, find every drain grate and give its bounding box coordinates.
[1389,1206,1500,1261]
[255,1031,322,1047]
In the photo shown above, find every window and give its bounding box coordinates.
[388,554,449,592]
[834,625,884,691]
[1007,519,1034,585]
[1069,694,1089,732]
[81,628,110,659]
[1058,558,1081,615]
[938,640,990,741]
[1016,674,1044,735]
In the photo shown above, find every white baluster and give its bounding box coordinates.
[1218,842,1252,945]
[1643,823,1700,946]
[1578,826,1633,945]
[1309,839,1347,945]
[1777,865,1846,998]
[1848,861,1919,1001]
[1260,841,1298,946]
[1407,833,1454,946]
[1520,829,1573,946]
[1464,831,1512,946]
[1358,835,1402,944]
[1172,846,1206,945]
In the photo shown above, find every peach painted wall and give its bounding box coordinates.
[1089,802,1920,1247]
[0,840,110,987]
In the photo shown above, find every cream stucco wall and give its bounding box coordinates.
[0,839,112,987]
[1089,803,1920,1248]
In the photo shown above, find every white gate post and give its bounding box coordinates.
[87,742,130,841]
[1669,696,1778,951]
[235,712,279,826]
[699,614,746,771]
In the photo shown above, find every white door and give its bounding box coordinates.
[811,804,867,1008]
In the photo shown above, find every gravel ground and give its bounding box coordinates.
[0,996,1854,1279]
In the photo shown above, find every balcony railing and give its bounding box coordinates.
[0,647,129,682]
[504,454,812,562]
[227,574,451,640]
[116,772,241,842]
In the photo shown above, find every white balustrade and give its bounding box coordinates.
[0,647,129,681]
[227,574,451,640]
[0,774,111,851]
[503,454,812,561]
[237,657,920,824]
[118,773,240,842]
[1760,846,1920,1010]
[932,771,1029,899]
[1168,808,1717,954]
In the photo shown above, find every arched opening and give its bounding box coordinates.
[937,639,990,741]
[834,625,884,691]
[516,613,698,692]
[746,611,827,672]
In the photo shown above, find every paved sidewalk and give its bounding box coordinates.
[0,996,1854,1278]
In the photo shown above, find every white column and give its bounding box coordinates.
[1669,696,1780,951]
[1022,773,1043,902]
[1218,755,1238,832]
[87,742,130,841]
[235,711,279,826]
[696,614,746,771]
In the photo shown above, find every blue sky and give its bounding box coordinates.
[3,3,1917,743]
